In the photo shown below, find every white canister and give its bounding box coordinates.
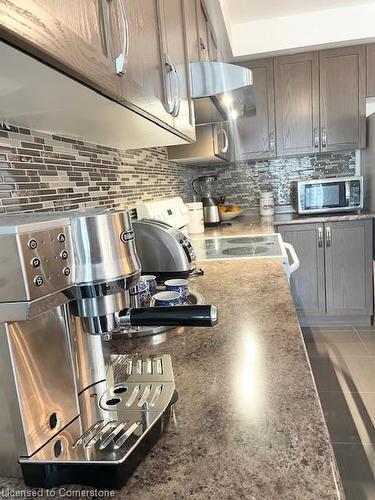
[259,191,275,216]
[186,202,205,234]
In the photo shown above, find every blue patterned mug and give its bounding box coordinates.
[164,279,189,303]
[130,279,150,307]
[141,275,158,294]
[151,291,181,307]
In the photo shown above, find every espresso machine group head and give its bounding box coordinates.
[0,209,217,488]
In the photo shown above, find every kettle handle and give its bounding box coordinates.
[192,178,201,196]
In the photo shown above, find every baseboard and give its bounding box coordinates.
[298,315,373,327]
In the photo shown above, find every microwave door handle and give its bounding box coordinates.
[345,180,350,206]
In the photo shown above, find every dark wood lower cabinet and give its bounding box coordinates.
[278,220,373,326]
[325,220,373,317]
[278,223,326,316]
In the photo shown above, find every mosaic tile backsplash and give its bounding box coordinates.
[190,152,357,208]
[0,124,193,214]
[0,123,357,214]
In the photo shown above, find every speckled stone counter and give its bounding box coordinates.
[203,213,275,237]
[201,209,374,238]
[273,210,375,226]
[105,259,342,499]
[0,220,343,499]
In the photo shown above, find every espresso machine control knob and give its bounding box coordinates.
[31,257,40,268]
[28,238,38,250]
[60,250,69,260]
[33,275,44,287]
[63,267,71,276]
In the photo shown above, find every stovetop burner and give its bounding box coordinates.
[190,234,284,261]
[221,246,268,256]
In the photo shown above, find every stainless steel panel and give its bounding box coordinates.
[190,61,253,98]
[19,354,175,465]
[203,205,220,225]
[71,211,141,284]
[68,314,108,394]
[4,307,78,457]
[0,226,74,303]
[133,220,193,273]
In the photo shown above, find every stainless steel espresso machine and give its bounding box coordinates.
[0,209,217,488]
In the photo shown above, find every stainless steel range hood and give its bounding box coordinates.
[190,61,255,124]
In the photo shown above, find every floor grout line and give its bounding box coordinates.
[355,327,375,357]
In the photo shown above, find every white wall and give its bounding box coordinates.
[226,3,375,58]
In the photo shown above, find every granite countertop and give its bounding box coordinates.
[0,216,343,499]
[273,210,375,225]
[201,209,374,238]
[109,258,341,499]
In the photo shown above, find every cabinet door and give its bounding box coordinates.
[278,223,326,316]
[325,220,373,317]
[113,0,173,128]
[274,52,320,157]
[158,0,194,139]
[367,44,375,98]
[208,25,218,61]
[235,59,276,160]
[183,0,199,63]
[319,46,366,151]
[196,0,210,62]
[0,0,121,99]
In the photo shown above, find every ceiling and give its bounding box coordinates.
[225,0,375,23]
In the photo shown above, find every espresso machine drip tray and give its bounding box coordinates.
[20,354,177,489]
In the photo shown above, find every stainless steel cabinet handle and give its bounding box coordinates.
[221,127,229,153]
[109,0,129,75]
[326,226,331,247]
[269,132,275,152]
[321,127,327,148]
[171,60,181,117]
[314,128,319,148]
[163,53,175,115]
[317,227,323,247]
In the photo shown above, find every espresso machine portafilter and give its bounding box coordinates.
[0,209,217,489]
[67,211,216,335]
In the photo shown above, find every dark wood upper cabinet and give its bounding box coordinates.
[114,0,173,129]
[196,0,210,62]
[158,0,195,139]
[234,58,276,161]
[319,45,366,152]
[0,0,196,140]
[367,44,375,98]
[208,24,218,62]
[274,52,320,157]
[0,0,122,100]
[183,0,199,63]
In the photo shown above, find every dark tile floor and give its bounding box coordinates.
[303,326,375,500]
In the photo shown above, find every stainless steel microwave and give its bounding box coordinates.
[296,176,363,214]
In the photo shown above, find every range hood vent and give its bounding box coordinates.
[190,61,255,124]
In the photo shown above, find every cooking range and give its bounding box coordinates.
[190,233,299,279]
[191,234,285,260]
